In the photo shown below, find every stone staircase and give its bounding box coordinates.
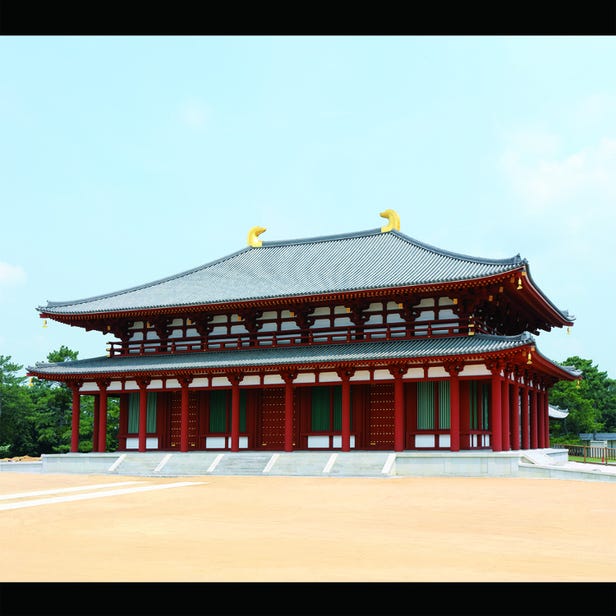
[86,451,398,478]
[35,448,616,481]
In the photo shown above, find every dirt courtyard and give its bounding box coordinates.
[0,472,614,583]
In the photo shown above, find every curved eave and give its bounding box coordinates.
[28,334,538,382]
[38,270,526,326]
[517,264,574,327]
[528,346,581,382]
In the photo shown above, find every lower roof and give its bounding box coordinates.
[28,333,578,381]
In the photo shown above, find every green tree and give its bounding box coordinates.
[27,346,79,454]
[30,346,120,453]
[0,355,36,457]
[549,356,616,442]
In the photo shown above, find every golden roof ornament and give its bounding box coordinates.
[379,209,400,232]
[248,226,267,247]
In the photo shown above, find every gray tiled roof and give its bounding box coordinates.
[28,333,541,377]
[39,228,526,315]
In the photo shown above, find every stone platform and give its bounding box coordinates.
[2,447,615,482]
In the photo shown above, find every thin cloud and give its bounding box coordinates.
[0,262,26,303]
[572,92,616,127]
[501,131,616,213]
[499,128,616,273]
[178,98,209,130]
[0,262,26,286]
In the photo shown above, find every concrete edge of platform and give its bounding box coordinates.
[2,450,613,482]
[0,461,43,473]
[518,462,616,482]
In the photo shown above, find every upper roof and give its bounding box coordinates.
[39,227,537,316]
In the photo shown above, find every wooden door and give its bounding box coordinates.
[365,384,395,449]
[257,388,286,450]
[168,391,200,450]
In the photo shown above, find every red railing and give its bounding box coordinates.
[108,317,479,357]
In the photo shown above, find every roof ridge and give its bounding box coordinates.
[261,227,522,266]
[389,230,523,266]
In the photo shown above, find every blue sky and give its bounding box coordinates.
[1,36,615,378]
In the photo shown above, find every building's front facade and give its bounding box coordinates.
[28,210,579,454]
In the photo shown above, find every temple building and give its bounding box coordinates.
[28,210,578,455]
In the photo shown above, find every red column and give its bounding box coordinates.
[229,374,242,452]
[70,382,82,453]
[530,385,538,449]
[520,382,529,449]
[445,364,462,452]
[389,366,408,452]
[490,367,503,452]
[337,369,354,452]
[501,375,510,452]
[511,378,520,451]
[138,379,150,452]
[92,394,100,452]
[282,372,296,453]
[97,380,110,453]
[460,382,470,450]
[179,377,193,452]
[544,390,551,448]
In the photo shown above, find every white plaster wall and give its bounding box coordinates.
[294,373,316,384]
[190,378,209,388]
[416,298,435,308]
[79,383,100,393]
[373,369,393,380]
[460,364,490,376]
[350,370,371,382]
[403,367,425,379]
[263,374,284,385]
[312,307,330,316]
[428,366,448,378]
[318,372,341,383]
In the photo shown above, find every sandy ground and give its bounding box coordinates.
[0,471,614,584]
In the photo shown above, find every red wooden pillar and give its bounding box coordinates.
[445,364,462,452]
[521,381,529,449]
[530,384,538,449]
[511,377,520,451]
[137,378,151,452]
[544,389,551,448]
[337,368,354,452]
[501,374,510,452]
[460,382,470,450]
[70,381,83,453]
[389,365,408,452]
[92,394,100,452]
[179,376,193,453]
[490,364,503,452]
[97,380,110,453]
[229,374,242,452]
[282,372,297,453]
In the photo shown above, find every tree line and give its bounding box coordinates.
[0,348,614,457]
[0,347,118,458]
